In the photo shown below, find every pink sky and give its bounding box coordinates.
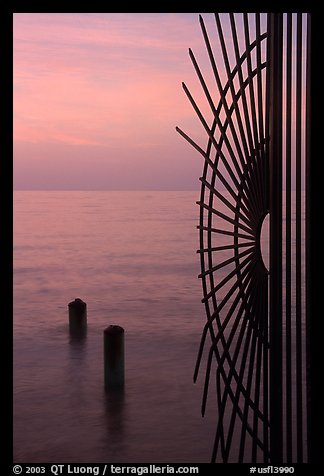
[13,13,306,191]
[14,13,222,190]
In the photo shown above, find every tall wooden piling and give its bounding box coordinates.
[104,325,125,389]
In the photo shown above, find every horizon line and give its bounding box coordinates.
[13,188,307,192]
[13,188,200,192]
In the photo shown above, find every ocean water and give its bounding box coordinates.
[13,190,306,463]
[13,191,219,463]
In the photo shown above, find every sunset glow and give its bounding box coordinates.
[13,13,217,190]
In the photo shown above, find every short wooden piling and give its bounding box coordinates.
[68,298,87,333]
[104,325,125,389]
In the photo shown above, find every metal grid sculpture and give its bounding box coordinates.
[176,13,311,463]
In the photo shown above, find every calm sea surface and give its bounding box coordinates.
[13,191,305,463]
[13,191,218,463]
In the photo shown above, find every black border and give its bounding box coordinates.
[5,0,322,470]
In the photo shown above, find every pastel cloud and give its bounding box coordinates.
[13,13,235,189]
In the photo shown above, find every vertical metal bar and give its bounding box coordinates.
[285,12,293,464]
[252,272,266,462]
[263,13,271,463]
[262,271,269,462]
[255,14,265,147]
[295,12,303,463]
[305,12,311,464]
[255,14,267,210]
[268,13,283,463]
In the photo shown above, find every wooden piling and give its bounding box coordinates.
[68,298,87,333]
[104,325,125,389]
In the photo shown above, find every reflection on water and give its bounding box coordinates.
[13,191,305,463]
[69,326,88,343]
[14,191,215,463]
[66,328,88,408]
[103,388,126,442]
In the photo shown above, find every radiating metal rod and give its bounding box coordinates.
[220,272,262,461]
[176,126,258,220]
[196,201,255,236]
[195,17,262,217]
[243,13,264,214]
[181,82,255,213]
[197,242,255,253]
[194,258,258,384]
[230,14,263,219]
[177,11,310,464]
[214,13,261,212]
[197,225,255,241]
[238,277,263,462]
[201,253,255,303]
[198,247,255,278]
[198,177,256,229]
